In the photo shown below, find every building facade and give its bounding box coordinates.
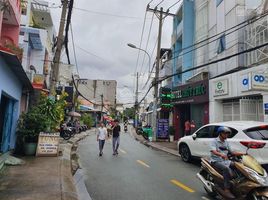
[209,0,268,123]
[0,1,32,153]
[77,79,117,112]
[19,0,56,90]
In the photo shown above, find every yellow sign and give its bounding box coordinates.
[36,132,60,157]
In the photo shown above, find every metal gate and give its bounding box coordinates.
[222,98,263,122]
[240,99,263,121]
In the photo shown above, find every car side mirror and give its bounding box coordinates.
[192,133,197,140]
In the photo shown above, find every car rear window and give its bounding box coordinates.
[243,126,268,140]
[212,126,238,138]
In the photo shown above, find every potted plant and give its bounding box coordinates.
[168,126,175,142]
[17,107,50,155]
[16,93,67,155]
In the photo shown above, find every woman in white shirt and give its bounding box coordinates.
[97,122,107,156]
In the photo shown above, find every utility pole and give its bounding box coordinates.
[50,0,68,94]
[135,72,139,127]
[147,6,173,141]
[101,94,104,121]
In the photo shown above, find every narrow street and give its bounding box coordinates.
[78,131,211,200]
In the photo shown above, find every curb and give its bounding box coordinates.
[60,131,91,200]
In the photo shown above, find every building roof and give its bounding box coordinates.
[0,50,33,90]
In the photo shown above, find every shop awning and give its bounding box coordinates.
[79,105,95,111]
[0,50,33,90]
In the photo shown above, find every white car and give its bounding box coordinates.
[177,121,268,166]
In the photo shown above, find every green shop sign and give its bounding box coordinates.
[171,81,208,104]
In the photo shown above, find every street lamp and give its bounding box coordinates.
[127,43,152,128]
[127,43,151,73]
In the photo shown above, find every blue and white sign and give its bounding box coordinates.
[240,73,251,92]
[265,103,268,115]
[252,72,268,91]
[157,119,169,139]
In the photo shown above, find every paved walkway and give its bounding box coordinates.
[0,131,90,200]
[130,126,179,156]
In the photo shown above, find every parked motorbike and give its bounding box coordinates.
[197,145,268,199]
[60,123,73,140]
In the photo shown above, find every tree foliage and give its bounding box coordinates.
[123,107,135,119]
[17,93,67,142]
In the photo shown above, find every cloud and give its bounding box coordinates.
[46,0,173,105]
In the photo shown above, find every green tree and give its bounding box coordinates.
[123,107,135,119]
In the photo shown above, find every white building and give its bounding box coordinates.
[78,79,117,111]
[203,0,268,123]
[19,0,56,89]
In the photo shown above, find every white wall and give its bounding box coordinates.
[209,64,268,122]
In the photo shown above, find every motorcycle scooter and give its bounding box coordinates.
[197,143,268,199]
[124,125,128,133]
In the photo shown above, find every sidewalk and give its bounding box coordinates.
[0,131,91,200]
[130,127,179,157]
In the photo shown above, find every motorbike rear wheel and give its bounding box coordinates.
[248,194,268,200]
[61,131,72,140]
[204,173,217,198]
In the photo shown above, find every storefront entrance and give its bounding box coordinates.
[172,79,209,140]
[0,93,15,152]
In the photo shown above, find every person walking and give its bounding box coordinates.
[112,119,121,155]
[190,120,196,134]
[184,120,191,136]
[97,122,107,157]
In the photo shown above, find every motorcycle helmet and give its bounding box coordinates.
[217,126,231,135]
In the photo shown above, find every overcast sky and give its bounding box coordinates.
[46,0,178,106]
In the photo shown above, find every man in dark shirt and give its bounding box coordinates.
[112,119,121,155]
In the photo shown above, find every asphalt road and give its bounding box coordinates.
[77,130,212,200]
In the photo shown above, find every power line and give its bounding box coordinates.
[75,45,107,61]
[139,12,155,74]
[138,41,268,105]
[167,0,182,10]
[135,10,148,74]
[70,23,79,75]
[64,0,74,65]
[73,7,144,19]
[172,9,268,57]
[156,0,165,7]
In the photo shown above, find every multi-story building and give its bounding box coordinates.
[0,0,32,153]
[169,0,267,139]
[77,79,117,112]
[170,0,207,140]
[207,0,267,123]
[19,0,56,90]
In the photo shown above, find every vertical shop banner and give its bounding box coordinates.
[157,119,169,139]
[265,103,268,115]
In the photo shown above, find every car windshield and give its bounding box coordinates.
[244,126,268,140]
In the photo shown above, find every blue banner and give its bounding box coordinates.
[157,119,169,139]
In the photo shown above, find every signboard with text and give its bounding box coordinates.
[251,72,268,91]
[36,132,60,157]
[157,119,169,139]
[171,80,209,104]
[213,79,228,97]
